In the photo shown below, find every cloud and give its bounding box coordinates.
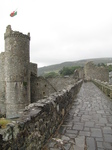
[0,0,112,67]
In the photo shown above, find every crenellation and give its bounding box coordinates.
[4,25,30,40]
[4,33,30,40]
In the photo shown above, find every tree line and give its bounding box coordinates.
[43,63,112,78]
[43,66,81,78]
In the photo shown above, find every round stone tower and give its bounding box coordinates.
[4,25,30,118]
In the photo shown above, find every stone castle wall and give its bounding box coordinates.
[30,62,38,76]
[0,52,6,114]
[0,52,5,81]
[74,68,84,80]
[1,25,71,118]
[77,68,84,79]
[92,79,112,98]
[84,61,109,82]
[0,80,82,150]
[47,76,77,91]
[30,74,56,103]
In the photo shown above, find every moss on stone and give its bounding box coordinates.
[0,118,10,128]
[23,82,27,87]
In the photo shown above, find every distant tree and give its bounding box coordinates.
[97,63,106,67]
[107,65,112,72]
[44,72,59,78]
[97,63,112,72]
[59,66,81,76]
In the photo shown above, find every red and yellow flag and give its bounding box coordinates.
[10,11,17,17]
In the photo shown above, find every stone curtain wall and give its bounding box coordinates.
[94,67,109,82]
[92,79,112,98]
[84,62,109,82]
[30,74,57,103]
[77,68,84,80]
[84,61,94,80]
[47,76,77,91]
[0,52,6,115]
[0,80,82,150]
[30,62,38,76]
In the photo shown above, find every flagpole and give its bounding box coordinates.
[15,8,18,11]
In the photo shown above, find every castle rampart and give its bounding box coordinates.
[0,80,82,150]
[92,79,112,98]
[30,62,38,76]
[30,75,56,103]
[4,28,30,40]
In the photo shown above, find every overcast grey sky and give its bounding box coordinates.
[0,0,112,67]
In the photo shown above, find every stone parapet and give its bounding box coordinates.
[92,79,112,99]
[4,32,30,40]
[4,25,30,40]
[30,62,38,76]
[84,62,109,82]
[30,75,57,102]
[0,80,82,150]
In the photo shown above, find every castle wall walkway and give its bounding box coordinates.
[43,82,112,150]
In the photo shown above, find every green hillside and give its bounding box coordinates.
[38,57,112,76]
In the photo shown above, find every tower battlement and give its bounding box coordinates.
[4,25,30,40]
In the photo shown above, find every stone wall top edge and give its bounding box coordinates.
[4,25,30,40]
[0,79,82,144]
[24,79,82,109]
[13,80,82,121]
[0,52,5,56]
[30,62,37,65]
[92,79,112,89]
[4,33,30,40]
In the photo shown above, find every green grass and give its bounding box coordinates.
[0,118,10,128]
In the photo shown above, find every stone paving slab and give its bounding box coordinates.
[42,82,112,150]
